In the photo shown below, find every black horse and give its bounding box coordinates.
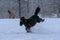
[20,7,45,32]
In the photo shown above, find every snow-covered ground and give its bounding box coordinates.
[0,18,60,40]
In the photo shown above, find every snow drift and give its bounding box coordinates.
[0,18,60,40]
[0,18,60,33]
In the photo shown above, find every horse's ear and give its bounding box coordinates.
[8,10,11,13]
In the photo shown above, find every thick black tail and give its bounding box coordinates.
[34,7,40,16]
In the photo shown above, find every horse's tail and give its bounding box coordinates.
[34,7,40,16]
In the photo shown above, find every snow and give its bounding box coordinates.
[0,18,60,40]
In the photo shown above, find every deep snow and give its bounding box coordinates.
[0,18,60,40]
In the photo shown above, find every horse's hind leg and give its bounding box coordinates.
[25,27,31,32]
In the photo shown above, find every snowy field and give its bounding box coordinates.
[0,18,60,40]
